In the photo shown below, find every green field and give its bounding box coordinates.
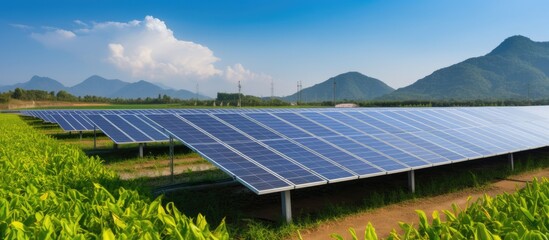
[0,113,228,239]
[5,112,549,239]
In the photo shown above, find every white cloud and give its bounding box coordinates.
[23,16,272,96]
[105,16,222,80]
[10,23,33,30]
[30,16,221,85]
[73,20,88,27]
[31,29,76,47]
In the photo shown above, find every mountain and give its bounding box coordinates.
[284,72,394,102]
[0,75,211,100]
[0,75,66,93]
[109,80,210,100]
[70,75,129,97]
[381,35,549,100]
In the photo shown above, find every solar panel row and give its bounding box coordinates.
[21,106,549,194]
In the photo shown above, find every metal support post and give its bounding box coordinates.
[281,190,292,223]
[508,153,514,171]
[79,131,82,141]
[93,127,97,150]
[139,143,144,158]
[408,170,416,193]
[113,143,118,150]
[169,136,174,183]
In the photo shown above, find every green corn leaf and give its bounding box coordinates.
[102,228,115,240]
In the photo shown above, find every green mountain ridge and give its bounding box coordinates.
[381,35,549,101]
[283,72,394,102]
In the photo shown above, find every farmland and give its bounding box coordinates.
[0,114,227,239]
[3,112,549,239]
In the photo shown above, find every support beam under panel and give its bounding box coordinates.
[169,136,174,183]
[281,190,292,223]
[113,143,118,150]
[79,131,82,141]
[93,127,97,150]
[139,143,144,158]
[408,170,415,193]
[508,153,514,171]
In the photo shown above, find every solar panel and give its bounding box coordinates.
[85,115,134,144]
[102,115,153,142]
[20,106,549,196]
[51,114,76,131]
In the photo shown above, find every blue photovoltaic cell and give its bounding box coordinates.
[509,123,549,142]
[350,135,430,168]
[300,112,363,136]
[246,113,312,139]
[72,114,94,129]
[428,130,493,156]
[365,112,422,133]
[42,114,57,124]
[373,133,448,164]
[103,115,153,142]
[137,115,166,132]
[346,112,403,133]
[444,129,505,154]
[120,115,168,141]
[192,143,291,193]
[382,111,435,131]
[463,128,520,151]
[21,106,549,195]
[262,139,355,180]
[398,111,450,130]
[227,141,325,185]
[493,125,545,147]
[86,115,133,143]
[146,114,217,144]
[323,136,409,171]
[293,137,383,176]
[273,113,338,137]
[412,131,482,159]
[323,112,385,135]
[428,110,482,128]
[214,114,282,141]
[51,114,76,131]
[62,115,87,131]
[396,132,466,162]
[182,114,251,143]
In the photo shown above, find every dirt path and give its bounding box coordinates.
[298,168,549,239]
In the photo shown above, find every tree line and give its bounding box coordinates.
[1,87,548,107]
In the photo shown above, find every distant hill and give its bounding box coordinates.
[284,72,394,102]
[0,75,67,93]
[70,75,129,97]
[0,75,211,100]
[110,80,209,100]
[381,35,549,100]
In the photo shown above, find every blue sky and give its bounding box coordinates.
[1,0,548,97]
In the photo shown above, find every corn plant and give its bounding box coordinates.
[331,177,548,239]
[0,114,229,239]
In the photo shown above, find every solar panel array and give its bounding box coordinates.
[21,106,549,194]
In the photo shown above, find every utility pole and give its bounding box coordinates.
[333,79,336,107]
[270,79,274,106]
[195,83,199,106]
[238,80,242,108]
[527,82,531,105]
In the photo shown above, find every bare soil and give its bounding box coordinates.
[4,99,109,109]
[297,168,549,239]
